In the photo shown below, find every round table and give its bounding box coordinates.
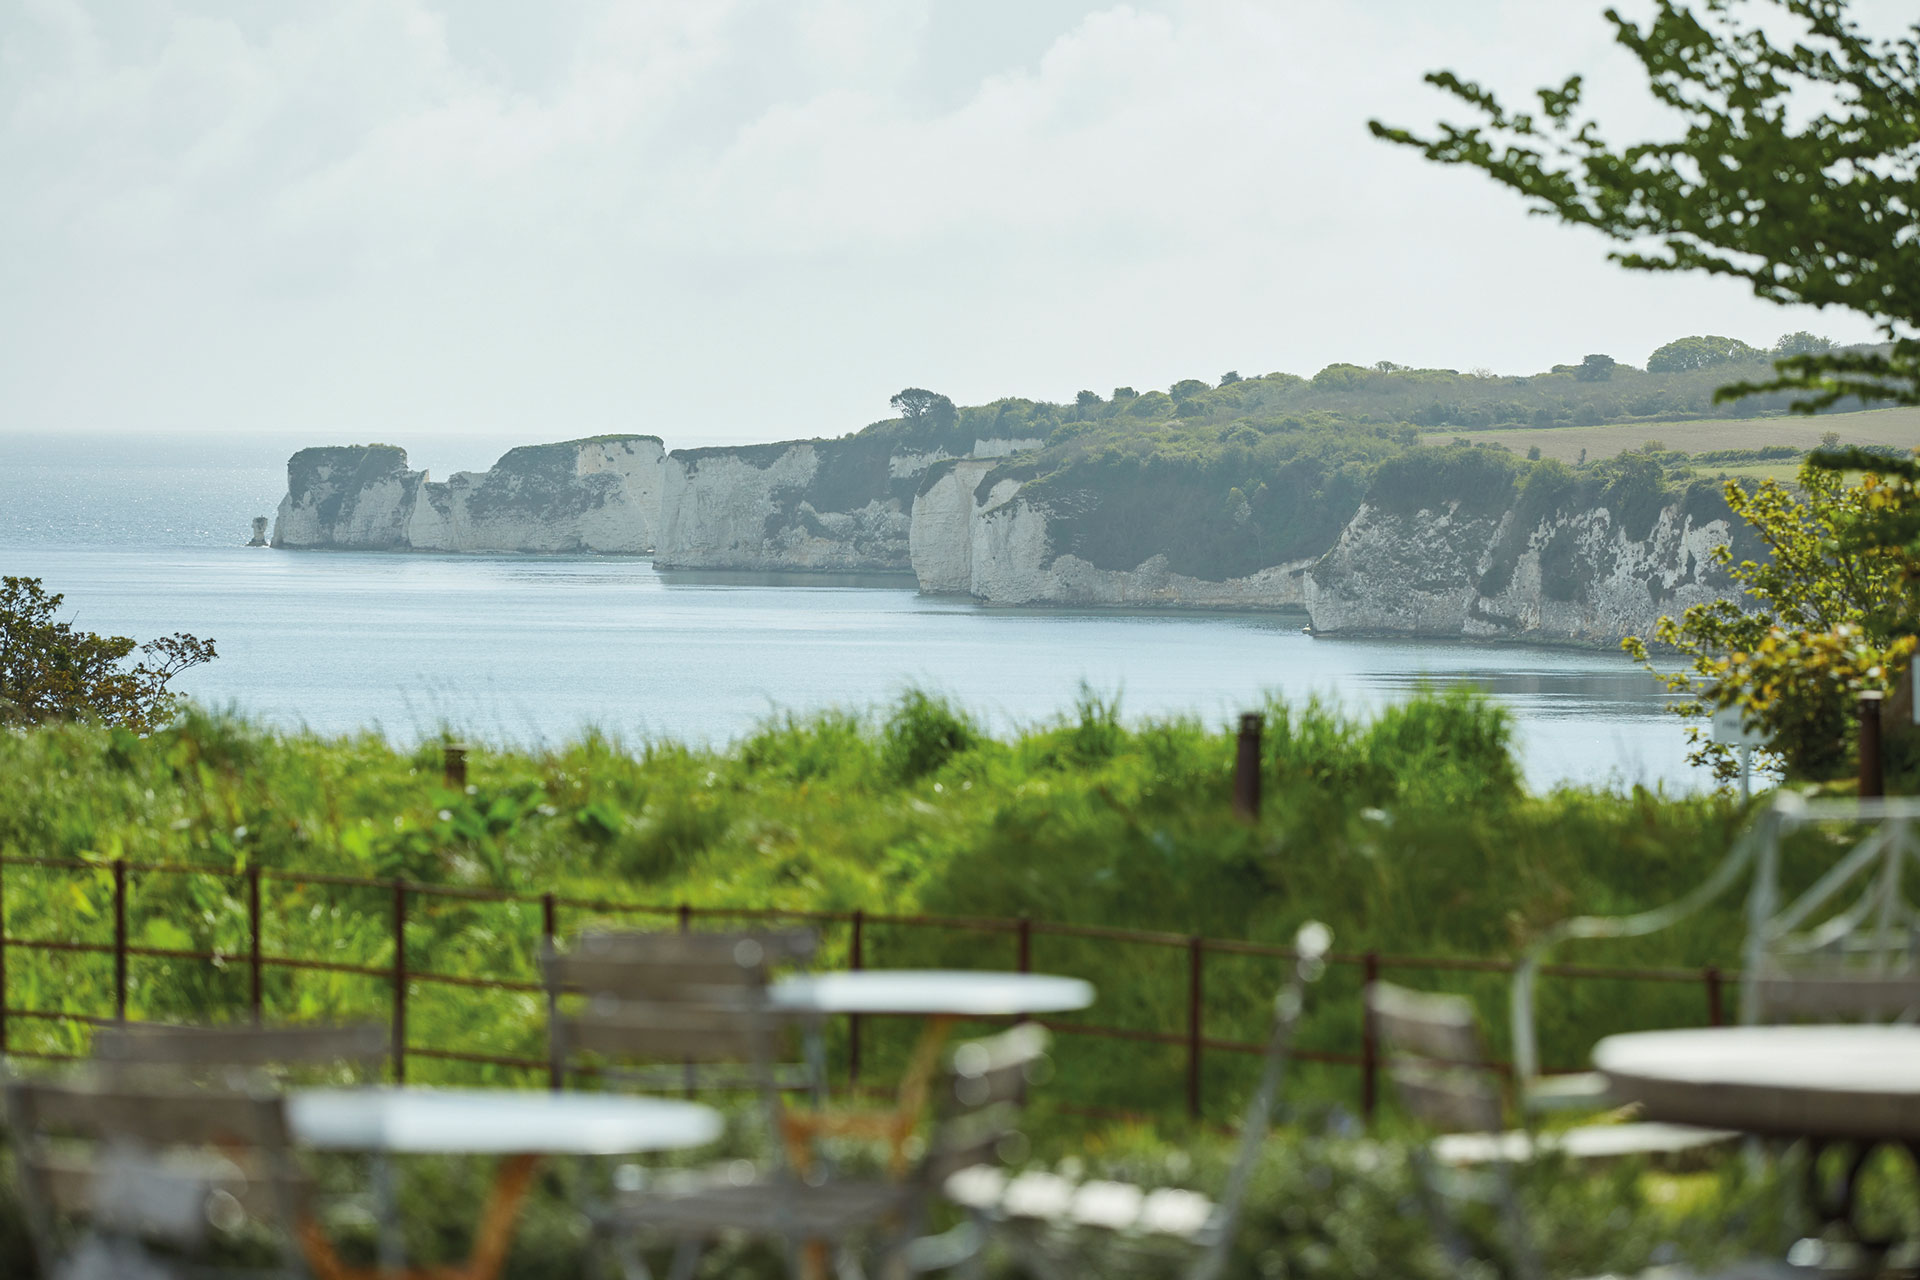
[289,1086,723,1154]
[1596,1026,1920,1253]
[1593,1025,1920,1142]
[770,969,1095,1017]
[287,1088,722,1280]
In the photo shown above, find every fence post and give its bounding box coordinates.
[247,864,263,1025]
[1360,951,1381,1122]
[848,909,865,1096]
[1859,692,1885,798]
[113,859,129,1023]
[1233,713,1263,823]
[543,893,560,1092]
[0,856,8,1055]
[1704,965,1724,1027]
[443,743,468,789]
[391,880,407,1084]
[1016,916,1031,973]
[1186,936,1204,1121]
[677,902,691,933]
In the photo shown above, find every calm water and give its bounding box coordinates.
[0,434,1697,791]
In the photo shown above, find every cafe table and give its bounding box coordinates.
[1594,1025,1920,1250]
[286,1087,723,1280]
[768,970,1095,1173]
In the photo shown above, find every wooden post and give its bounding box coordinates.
[247,864,264,1025]
[1705,965,1724,1027]
[113,859,128,1022]
[1186,936,1204,1121]
[1016,916,1031,973]
[443,743,468,789]
[1233,713,1263,822]
[1,856,9,1055]
[391,880,407,1084]
[1360,951,1381,1122]
[543,893,560,1092]
[1859,692,1885,798]
[848,909,865,1095]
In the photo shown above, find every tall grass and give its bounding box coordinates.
[0,689,1775,1122]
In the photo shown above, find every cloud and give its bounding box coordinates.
[0,0,1901,442]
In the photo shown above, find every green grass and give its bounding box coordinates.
[1421,404,1920,463]
[3,692,1914,1276]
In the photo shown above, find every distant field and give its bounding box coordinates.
[1422,404,1920,463]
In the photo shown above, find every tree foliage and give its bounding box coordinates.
[888,387,958,431]
[1622,463,1914,781]
[1647,335,1763,373]
[1372,0,1920,411]
[1575,353,1616,382]
[0,577,216,733]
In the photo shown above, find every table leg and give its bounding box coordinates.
[453,1153,541,1280]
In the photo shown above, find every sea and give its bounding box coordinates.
[0,432,1699,792]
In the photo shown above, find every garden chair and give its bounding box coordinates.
[90,1020,397,1269]
[544,928,825,1099]
[5,1073,315,1280]
[601,1021,1052,1280]
[942,921,1333,1280]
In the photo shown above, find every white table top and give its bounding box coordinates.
[770,970,1095,1016]
[1594,1025,1920,1141]
[287,1087,724,1155]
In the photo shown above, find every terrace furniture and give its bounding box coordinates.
[1511,793,1920,1111]
[6,1073,314,1280]
[600,1022,1052,1280]
[1596,1024,1920,1263]
[89,1020,398,1268]
[766,969,1094,1176]
[544,928,825,1099]
[1367,981,1753,1280]
[287,1086,722,1280]
[91,1021,391,1082]
[942,923,1331,1280]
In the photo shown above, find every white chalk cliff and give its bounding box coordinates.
[272,437,663,553]
[1303,497,1736,642]
[655,436,1041,572]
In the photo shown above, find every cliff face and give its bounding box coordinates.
[909,464,1315,608]
[1303,494,1738,642]
[272,437,663,553]
[655,435,1041,572]
[408,437,663,554]
[272,446,423,550]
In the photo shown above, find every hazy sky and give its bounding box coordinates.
[1,0,1902,452]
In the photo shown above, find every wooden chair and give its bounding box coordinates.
[5,1074,314,1280]
[943,922,1334,1280]
[602,1022,1052,1280]
[544,929,824,1099]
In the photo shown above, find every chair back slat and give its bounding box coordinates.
[1390,1064,1505,1133]
[11,1081,290,1149]
[92,1021,388,1069]
[1366,983,1483,1064]
[561,1007,761,1062]
[551,929,815,992]
[1755,974,1920,1021]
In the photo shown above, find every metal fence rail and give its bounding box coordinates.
[0,854,1732,1122]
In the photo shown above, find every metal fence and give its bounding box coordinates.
[0,855,1733,1123]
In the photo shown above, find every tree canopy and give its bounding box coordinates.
[1647,335,1764,373]
[0,577,216,733]
[889,388,958,431]
[1371,0,1920,411]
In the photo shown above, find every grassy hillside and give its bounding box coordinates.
[1422,404,1920,465]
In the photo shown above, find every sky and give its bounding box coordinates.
[0,0,1904,460]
